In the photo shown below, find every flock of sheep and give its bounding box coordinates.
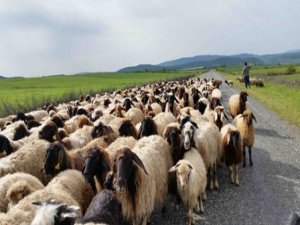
[0,75,256,225]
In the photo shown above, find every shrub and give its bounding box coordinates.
[287,66,296,74]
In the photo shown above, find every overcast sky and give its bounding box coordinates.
[0,0,299,77]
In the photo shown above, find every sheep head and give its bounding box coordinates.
[31,200,80,225]
[43,141,66,176]
[169,162,193,191]
[38,122,58,142]
[0,134,13,155]
[241,109,257,126]
[82,147,111,193]
[113,148,148,193]
[181,121,197,151]
[138,117,158,138]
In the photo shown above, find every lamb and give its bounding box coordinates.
[106,135,173,225]
[0,172,44,213]
[233,109,256,167]
[169,148,207,225]
[220,124,243,185]
[43,141,85,176]
[75,190,122,225]
[181,119,221,190]
[0,139,51,184]
[229,91,248,118]
[1,170,94,225]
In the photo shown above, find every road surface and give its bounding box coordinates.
[151,70,300,225]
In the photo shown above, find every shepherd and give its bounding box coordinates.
[242,62,253,89]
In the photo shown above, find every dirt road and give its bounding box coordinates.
[151,70,300,225]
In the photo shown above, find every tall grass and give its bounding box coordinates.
[0,70,206,117]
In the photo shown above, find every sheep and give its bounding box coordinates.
[83,137,137,193]
[163,122,184,164]
[194,97,209,115]
[236,77,244,83]
[144,102,162,116]
[137,116,158,138]
[220,124,243,185]
[0,116,14,130]
[31,201,80,225]
[0,172,44,213]
[233,109,256,167]
[91,121,118,141]
[0,120,28,140]
[181,119,221,190]
[211,88,222,101]
[108,117,138,139]
[64,115,93,134]
[1,170,94,225]
[62,125,94,150]
[25,110,49,123]
[153,112,177,136]
[169,148,207,225]
[43,141,85,177]
[75,189,122,225]
[165,92,180,116]
[107,135,173,225]
[125,107,144,125]
[0,139,51,184]
[213,106,229,131]
[225,80,233,86]
[229,91,248,118]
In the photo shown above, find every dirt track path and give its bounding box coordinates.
[151,69,300,225]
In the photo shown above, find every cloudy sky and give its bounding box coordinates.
[0,0,299,77]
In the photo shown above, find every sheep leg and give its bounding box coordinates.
[209,168,214,190]
[243,145,246,167]
[234,165,240,186]
[188,207,194,225]
[202,191,207,201]
[249,146,253,166]
[213,164,219,190]
[198,197,204,213]
[229,165,234,184]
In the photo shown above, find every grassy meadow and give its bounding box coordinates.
[217,65,300,128]
[0,70,206,117]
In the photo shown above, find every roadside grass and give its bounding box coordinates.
[219,69,300,128]
[0,70,206,117]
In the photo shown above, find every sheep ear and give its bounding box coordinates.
[109,107,116,114]
[169,163,180,172]
[252,114,257,123]
[169,166,177,173]
[190,121,198,128]
[131,152,149,175]
[32,201,44,206]
[226,133,231,144]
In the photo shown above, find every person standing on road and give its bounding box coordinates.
[242,62,252,89]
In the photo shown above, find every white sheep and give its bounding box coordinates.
[153,112,177,136]
[0,172,44,213]
[109,135,173,225]
[181,120,221,190]
[1,170,94,225]
[0,139,51,184]
[125,107,144,125]
[211,88,222,101]
[169,148,207,225]
[62,125,94,150]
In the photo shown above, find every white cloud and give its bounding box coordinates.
[0,0,299,77]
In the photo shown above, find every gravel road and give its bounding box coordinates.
[151,70,300,225]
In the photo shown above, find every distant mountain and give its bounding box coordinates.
[118,64,164,72]
[0,76,7,79]
[118,49,300,72]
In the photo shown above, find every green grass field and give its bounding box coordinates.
[217,65,300,128]
[0,70,206,117]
